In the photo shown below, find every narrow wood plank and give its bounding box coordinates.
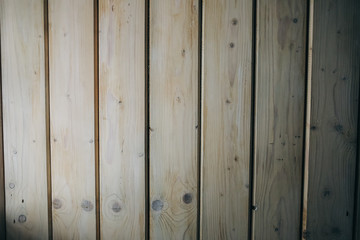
[302,0,314,239]
[149,0,199,238]
[0,0,48,238]
[99,0,145,239]
[0,67,5,238]
[253,0,307,239]
[201,0,252,239]
[307,0,360,239]
[0,26,6,239]
[48,0,96,239]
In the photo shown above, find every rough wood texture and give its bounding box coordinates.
[253,0,307,239]
[149,0,199,238]
[307,0,360,239]
[201,0,252,239]
[99,0,145,239]
[49,0,96,239]
[0,0,48,238]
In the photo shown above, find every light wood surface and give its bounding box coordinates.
[0,74,4,238]
[48,0,96,238]
[201,0,253,239]
[149,0,199,238]
[0,0,49,239]
[99,0,145,239]
[0,12,5,237]
[307,0,360,239]
[253,0,307,239]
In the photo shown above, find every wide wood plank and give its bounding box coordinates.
[149,0,199,238]
[48,0,96,238]
[0,0,48,239]
[253,0,307,239]
[306,0,360,239]
[201,0,252,239]
[99,0,145,239]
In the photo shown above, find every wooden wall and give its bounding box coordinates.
[0,0,359,239]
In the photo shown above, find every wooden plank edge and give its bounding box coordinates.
[251,0,260,239]
[145,0,150,239]
[198,0,203,239]
[248,0,257,239]
[0,17,7,239]
[94,0,100,239]
[301,0,313,239]
[44,0,53,239]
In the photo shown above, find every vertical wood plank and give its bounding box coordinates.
[48,0,96,239]
[0,0,48,238]
[0,26,5,239]
[149,0,199,239]
[253,0,307,239]
[201,0,252,239]
[302,0,314,238]
[99,0,145,239]
[0,72,4,238]
[307,0,360,239]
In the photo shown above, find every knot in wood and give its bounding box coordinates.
[81,200,94,212]
[152,200,164,211]
[183,193,193,204]
[18,215,26,223]
[53,198,62,209]
[112,202,122,213]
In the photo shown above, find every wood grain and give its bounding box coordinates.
[99,0,145,239]
[149,0,199,239]
[201,0,252,239]
[48,0,96,239]
[253,0,307,239]
[306,0,360,239]
[0,0,48,239]
[0,19,5,239]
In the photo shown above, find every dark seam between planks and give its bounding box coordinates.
[248,0,257,239]
[94,0,100,239]
[43,0,53,239]
[197,0,203,239]
[145,0,150,239]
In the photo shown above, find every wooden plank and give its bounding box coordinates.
[48,0,96,239]
[201,0,252,239]
[0,0,48,238]
[0,25,5,239]
[0,71,5,238]
[99,0,145,239]
[253,0,307,239]
[149,0,199,238]
[306,0,360,239]
[302,0,314,239]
